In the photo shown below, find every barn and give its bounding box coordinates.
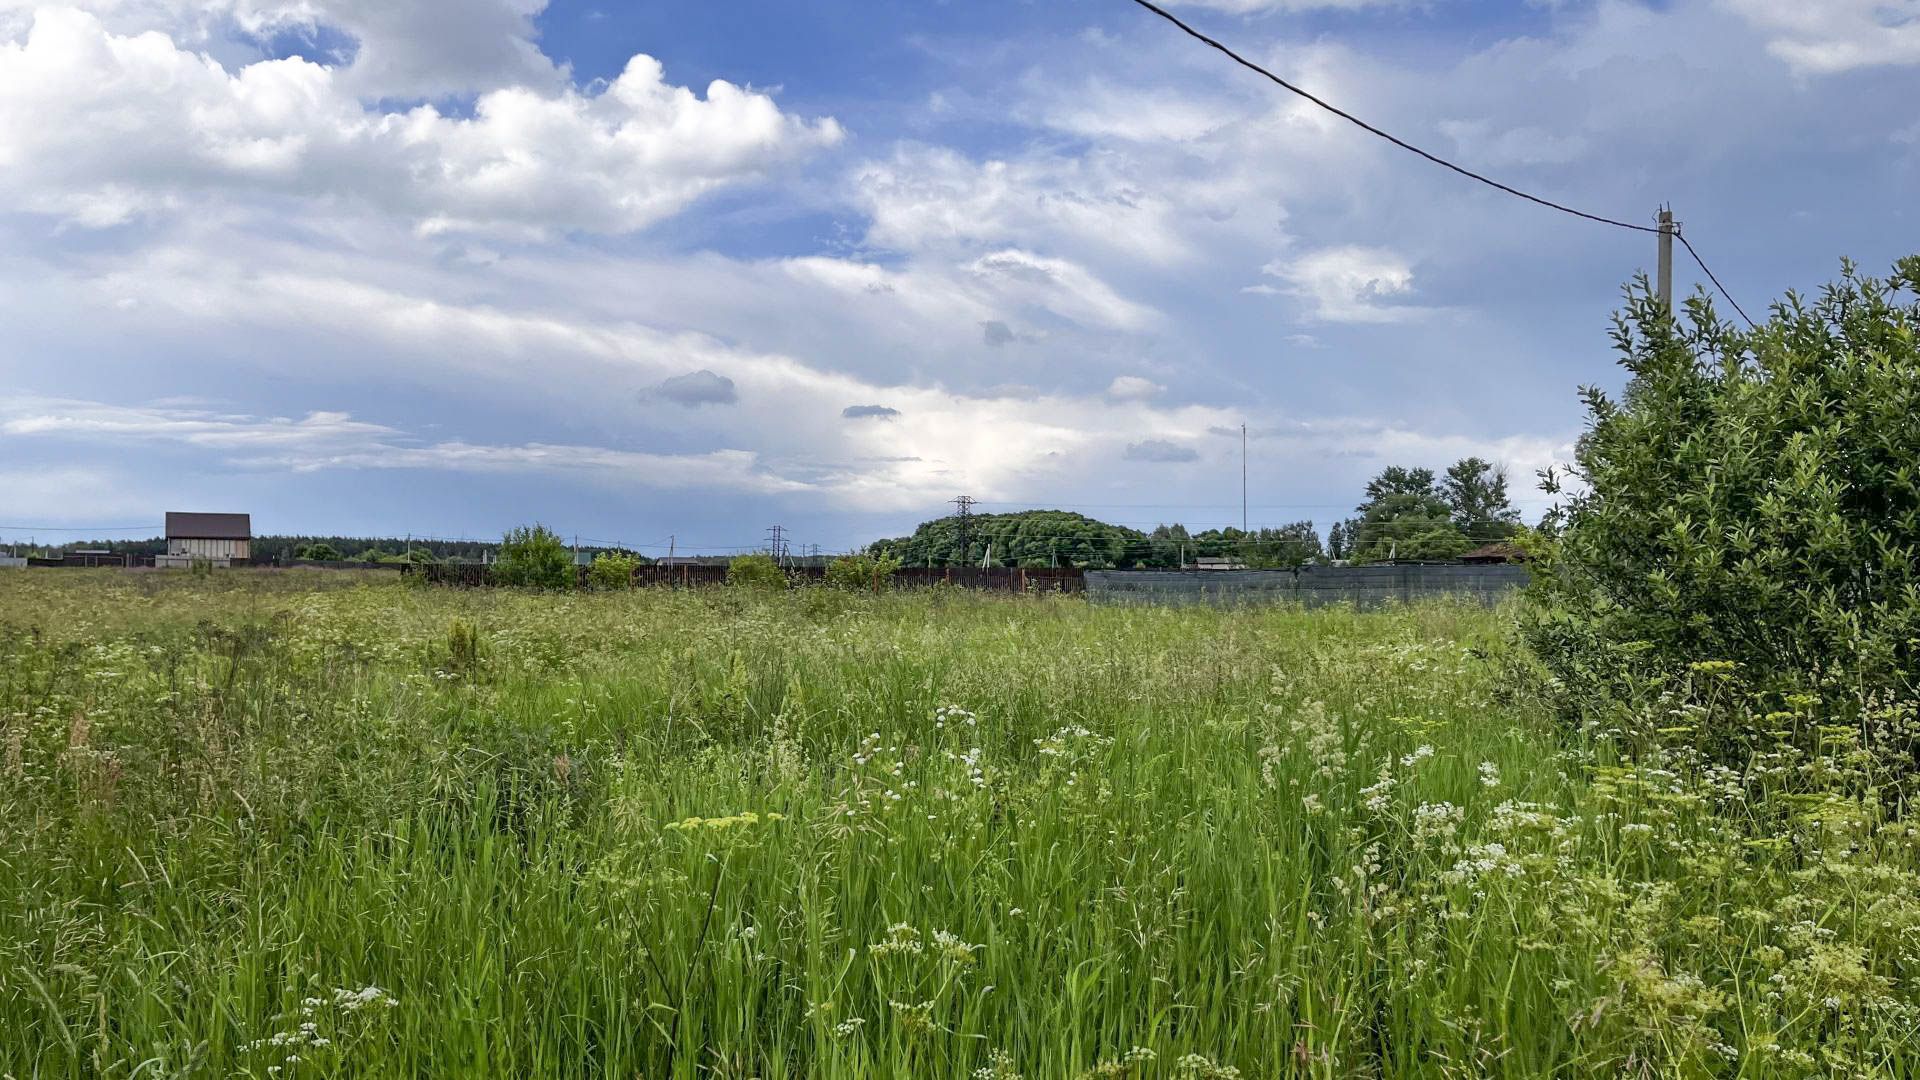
[161,512,252,567]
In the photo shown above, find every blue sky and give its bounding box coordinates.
[1,0,1916,554]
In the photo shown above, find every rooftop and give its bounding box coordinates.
[165,512,252,540]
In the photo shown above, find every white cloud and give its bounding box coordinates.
[0,394,809,494]
[1723,0,1920,74]
[0,7,843,233]
[2,399,396,447]
[0,231,1574,518]
[1107,375,1166,400]
[0,0,564,98]
[966,249,1161,331]
[1031,80,1237,143]
[851,144,1205,267]
[1258,245,1432,323]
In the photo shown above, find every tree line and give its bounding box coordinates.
[867,457,1522,570]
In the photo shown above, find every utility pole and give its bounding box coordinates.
[765,524,788,566]
[1656,206,1675,312]
[950,494,975,567]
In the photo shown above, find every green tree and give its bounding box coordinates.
[1347,468,1469,563]
[825,551,903,591]
[1526,257,1920,771]
[588,552,640,590]
[1177,522,1324,568]
[871,510,1167,569]
[295,542,343,562]
[1441,457,1521,541]
[493,525,572,589]
[726,553,788,589]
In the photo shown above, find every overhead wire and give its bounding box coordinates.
[1122,0,1760,327]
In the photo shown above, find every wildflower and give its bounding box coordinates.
[1398,744,1435,768]
[1174,1053,1241,1079]
[870,923,924,958]
[889,998,938,1036]
[1078,1047,1156,1079]
[975,1048,1024,1080]
[931,929,981,966]
[1478,761,1501,788]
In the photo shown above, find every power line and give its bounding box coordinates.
[1124,0,1656,234]
[1676,231,1758,329]
[1123,0,1759,324]
[0,524,163,532]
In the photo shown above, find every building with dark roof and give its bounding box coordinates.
[161,512,252,567]
[1458,542,1528,565]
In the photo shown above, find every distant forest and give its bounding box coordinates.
[18,458,1520,569]
[25,536,642,565]
[868,511,1324,570]
[868,458,1522,570]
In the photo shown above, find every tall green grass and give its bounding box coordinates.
[1,572,1915,1077]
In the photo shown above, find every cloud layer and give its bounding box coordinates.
[0,7,842,232]
[4,0,1911,546]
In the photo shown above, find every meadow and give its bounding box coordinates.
[2,571,1916,1078]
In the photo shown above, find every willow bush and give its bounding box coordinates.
[1527,256,1920,777]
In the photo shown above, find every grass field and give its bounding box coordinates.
[3,572,1917,1078]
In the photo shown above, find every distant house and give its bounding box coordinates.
[1458,542,1528,565]
[1192,556,1248,571]
[159,512,251,568]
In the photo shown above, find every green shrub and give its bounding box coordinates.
[294,542,343,562]
[444,618,481,676]
[493,525,572,590]
[824,551,902,591]
[725,553,787,590]
[1526,256,1920,771]
[587,552,640,591]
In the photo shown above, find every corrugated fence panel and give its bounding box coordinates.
[1084,565,1530,607]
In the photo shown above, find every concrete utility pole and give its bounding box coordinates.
[1656,207,1675,312]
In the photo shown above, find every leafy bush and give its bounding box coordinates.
[824,551,902,591]
[1526,256,1920,771]
[444,618,481,676]
[726,553,787,590]
[493,525,572,590]
[587,552,640,591]
[294,542,343,562]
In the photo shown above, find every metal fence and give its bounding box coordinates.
[1084,565,1530,607]
[424,562,1086,592]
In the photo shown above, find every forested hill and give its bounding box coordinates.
[870,511,1149,569]
[867,510,1323,570]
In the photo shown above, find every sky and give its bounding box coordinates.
[1,0,1916,555]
